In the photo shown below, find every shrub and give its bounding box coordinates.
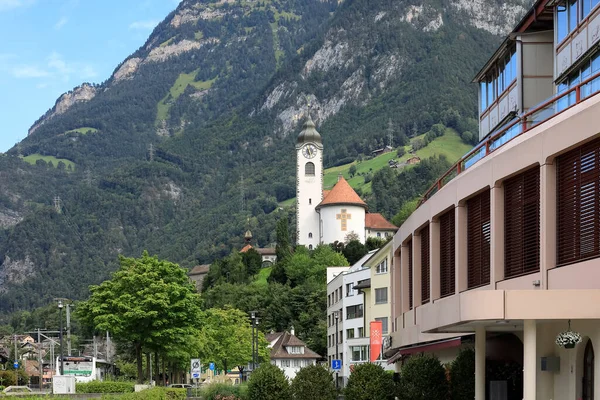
[76,380,136,393]
[0,385,5,391]
[247,363,289,400]
[202,382,247,400]
[344,363,396,400]
[399,354,448,400]
[290,364,336,400]
[101,387,187,400]
[449,348,475,400]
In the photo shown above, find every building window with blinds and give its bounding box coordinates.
[504,167,540,278]
[467,190,491,289]
[421,224,430,304]
[407,239,413,309]
[439,209,455,298]
[558,137,600,265]
[375,288,388,304]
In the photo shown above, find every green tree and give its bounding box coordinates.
[342,240,367,265]
[275,217,292,263]
[198,307,268,373]
[248,362,290,400]
[391,198,419,227]
[290,364,336,400]
[77,252,202,382]
[345,363,396,400]
[243,248,263,277]
[349,165,357,177]
[449,348,475,400]
[399,354,448,400]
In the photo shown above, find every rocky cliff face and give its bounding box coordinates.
[28,83,98,136]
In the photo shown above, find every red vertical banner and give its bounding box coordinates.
[370,321,383,362]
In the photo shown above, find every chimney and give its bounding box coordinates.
[290,326,295,336]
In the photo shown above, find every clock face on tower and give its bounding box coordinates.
[302,144,317,159]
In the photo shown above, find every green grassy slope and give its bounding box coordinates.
[21,154,76,170]
[281,128,471,206]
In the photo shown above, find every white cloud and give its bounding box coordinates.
[0,0,34,12]
[47,52,96,81]
[12,65,50,78]
[54,16,68,30]
[129,20,158,30]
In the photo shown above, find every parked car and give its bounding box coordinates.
[167,384,193,389]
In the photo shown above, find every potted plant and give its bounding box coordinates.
[556,320,582,349]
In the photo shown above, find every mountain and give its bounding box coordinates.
[0,0,531,313]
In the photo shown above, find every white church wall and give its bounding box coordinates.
[320,205,365,245]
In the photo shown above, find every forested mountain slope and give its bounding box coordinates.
[0,0,531,312]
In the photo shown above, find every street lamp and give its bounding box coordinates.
[335,310,339,390]
[58,300,64,376]
[250,311,257,371]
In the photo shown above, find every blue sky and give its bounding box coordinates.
[0,0,180,152]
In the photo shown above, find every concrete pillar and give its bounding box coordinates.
[490,185,504,285]
[475,326,486,400]
[456,205,468,293]
[392,250,402,331]
[523,320,537,400]
[540,162,556,289]
[430,220,441,301]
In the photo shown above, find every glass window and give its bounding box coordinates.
[583,0,592,18]
[346,304,363,319]
[351,346,368,362]
[346,283,354,297]
[375,317,389,334]
[375,288,388,304]
[480,81,488,110]
[487,76,494,106]
[357,327,364,337]
[376,259,388,274]
[594,0,600,10]
[557,4,568,43]
[281,359,290,368]
[569,0,578,32]
[346,328,355,339]
[292,359,301,368]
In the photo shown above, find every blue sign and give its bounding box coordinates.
[209,362,215,371]
[192,372,200,379]
[13,361,19,369]
[331,359,342,370]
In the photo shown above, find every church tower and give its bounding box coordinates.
[296,115,323,249]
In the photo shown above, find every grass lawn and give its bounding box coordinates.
[22,154,76,170]
[255,267,272,286]
[156,71,217,122]
[279,128,472,207]
[64,127,98,135]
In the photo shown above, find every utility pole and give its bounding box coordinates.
[58,300,64,375]
[66,304,72,356]
[14,334,18,385]
[335,312,339,390]
[38,329,43,389]
[250,312,255,371]
[54,196,62,214]
[148,144,154,162]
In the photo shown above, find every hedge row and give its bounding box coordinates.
[76,380,136,393]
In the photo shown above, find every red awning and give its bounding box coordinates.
[387,337,463,365]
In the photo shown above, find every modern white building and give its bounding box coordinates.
[295,116,396,248]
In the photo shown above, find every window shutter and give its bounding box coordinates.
[467,190,491,289]
[504,167,540,278]
[440,209,455,297]
[408,239,413,309]
[421,225,430,304]
[558,137,600,266]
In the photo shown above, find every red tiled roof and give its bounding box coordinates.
[317,177,367,210]
[256,248,276,256]
[365,213,397,230]
[240,244,253,253]
[322,190,331,199]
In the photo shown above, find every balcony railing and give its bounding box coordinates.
[419,70,600,206]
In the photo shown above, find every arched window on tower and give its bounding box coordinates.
[309,245,313,250]
[309,233,313,239]
[305,162,315,176]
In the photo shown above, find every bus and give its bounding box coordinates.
[56,356,111,382]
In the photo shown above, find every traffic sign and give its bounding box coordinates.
[331,359,342,370]
[191,359,201,374]
[192,372,200,379]
[13,361,19,369]
[209,362,215,371]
